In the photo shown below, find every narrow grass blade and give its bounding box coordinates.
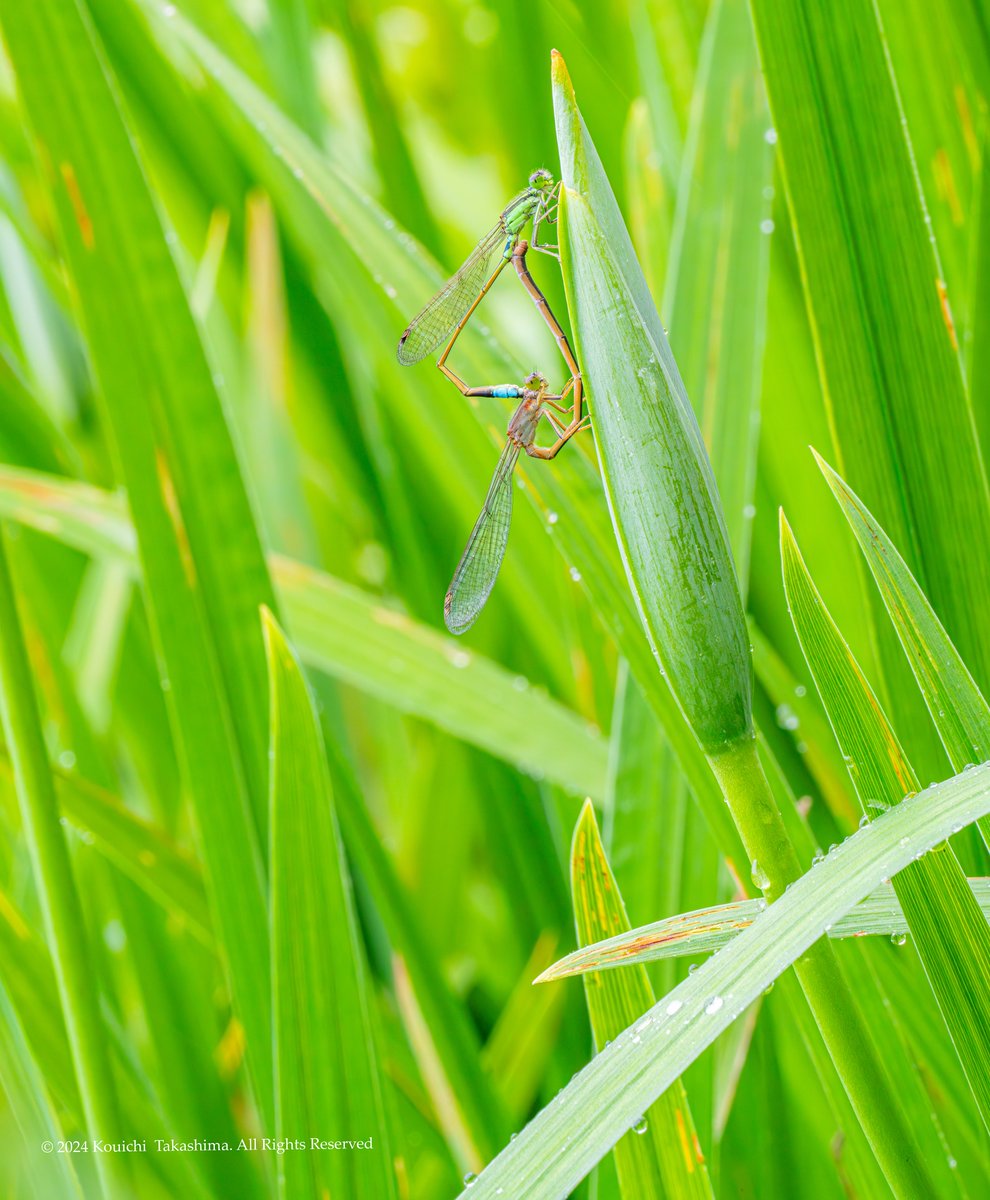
[815,452,990,849]
[781,514,990,1132]
[0,0,276,1121]
[326,741,511,1162]
[0,979,83,1199]
[459,763,990,1199]
[540,879,990,978]
[748,0,990,764]
[264,609,396,1200]
[0,529,126,1197]
[571,802,713,1199]
[664,0,773,582]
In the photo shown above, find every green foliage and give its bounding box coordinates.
[0,1,987,1198]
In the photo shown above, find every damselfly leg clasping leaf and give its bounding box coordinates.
[396,168,560,366]
[442,242,589,635]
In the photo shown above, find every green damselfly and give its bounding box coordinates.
[443,241,587,634]
[397,169,559,366]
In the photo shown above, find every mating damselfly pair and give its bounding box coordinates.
[397,170,589,634]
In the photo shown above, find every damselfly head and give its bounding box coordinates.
[523,371,549,393]
[528,168,554,191]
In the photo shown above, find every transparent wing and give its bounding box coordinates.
[397,221,507,364]
[444,440,521,634]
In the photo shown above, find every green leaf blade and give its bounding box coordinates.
[265,609,396,1200]
[571,801,713,1200]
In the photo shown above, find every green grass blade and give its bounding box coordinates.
[554,64,752,756]
[0,466,607,798]
[459,763,990,1198]
[816,453,990,839]
[540,878,990,977]
[264,608,396,1200]
[0,530,126,1197]
[748,0,990,766]
[664,0,773,582]
[0,0,276,1122]
[0,978,83,1199]
[571,801,713,1199]
[781,513,990,1133]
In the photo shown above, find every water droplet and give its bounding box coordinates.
[666,999,683,1015]
[743,503,757,520]
[631,1116,648,1135]
[512,675,529,692]
[450,650,471,669]
[103,920,126,952]
[58,749,76,770]
[859,814,870,829]
[547,511,559,525]
[463,1173,477,1187]
[775,703,799,731]
[751,859,770,889]
[687,963,698,975]
[890,931,907,947]
[764,127,778,144]
[811,850,825,866]
[760,218,775,235]
[948,1156,957,1170]
[794,684,807,698]
[568,566,582,582]
[705,995,724,1015]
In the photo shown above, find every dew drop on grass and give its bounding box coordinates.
[450,650,471,669]
[890,931,907,947]
[547,510,559,525]
[631,1116,648,1135]
[751,859,770,889]
[705,996,724,1015]
[463,1173,477,1187]
[569,566,582,582]
[666,999,683,1015]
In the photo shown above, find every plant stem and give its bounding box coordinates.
[709,735,935,1199]
[0,527,129,1198]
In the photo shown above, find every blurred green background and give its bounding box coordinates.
[0,0,988,1197]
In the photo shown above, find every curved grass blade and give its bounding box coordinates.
[445,440,520,635]
[782,513,990,1135]
[540,879,990,979]
[397,222,507,364]
[571,801,713,1199]
[459,763,990,1199]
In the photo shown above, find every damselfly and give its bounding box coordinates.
[443,242,588,634]
[397,169,559,366]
